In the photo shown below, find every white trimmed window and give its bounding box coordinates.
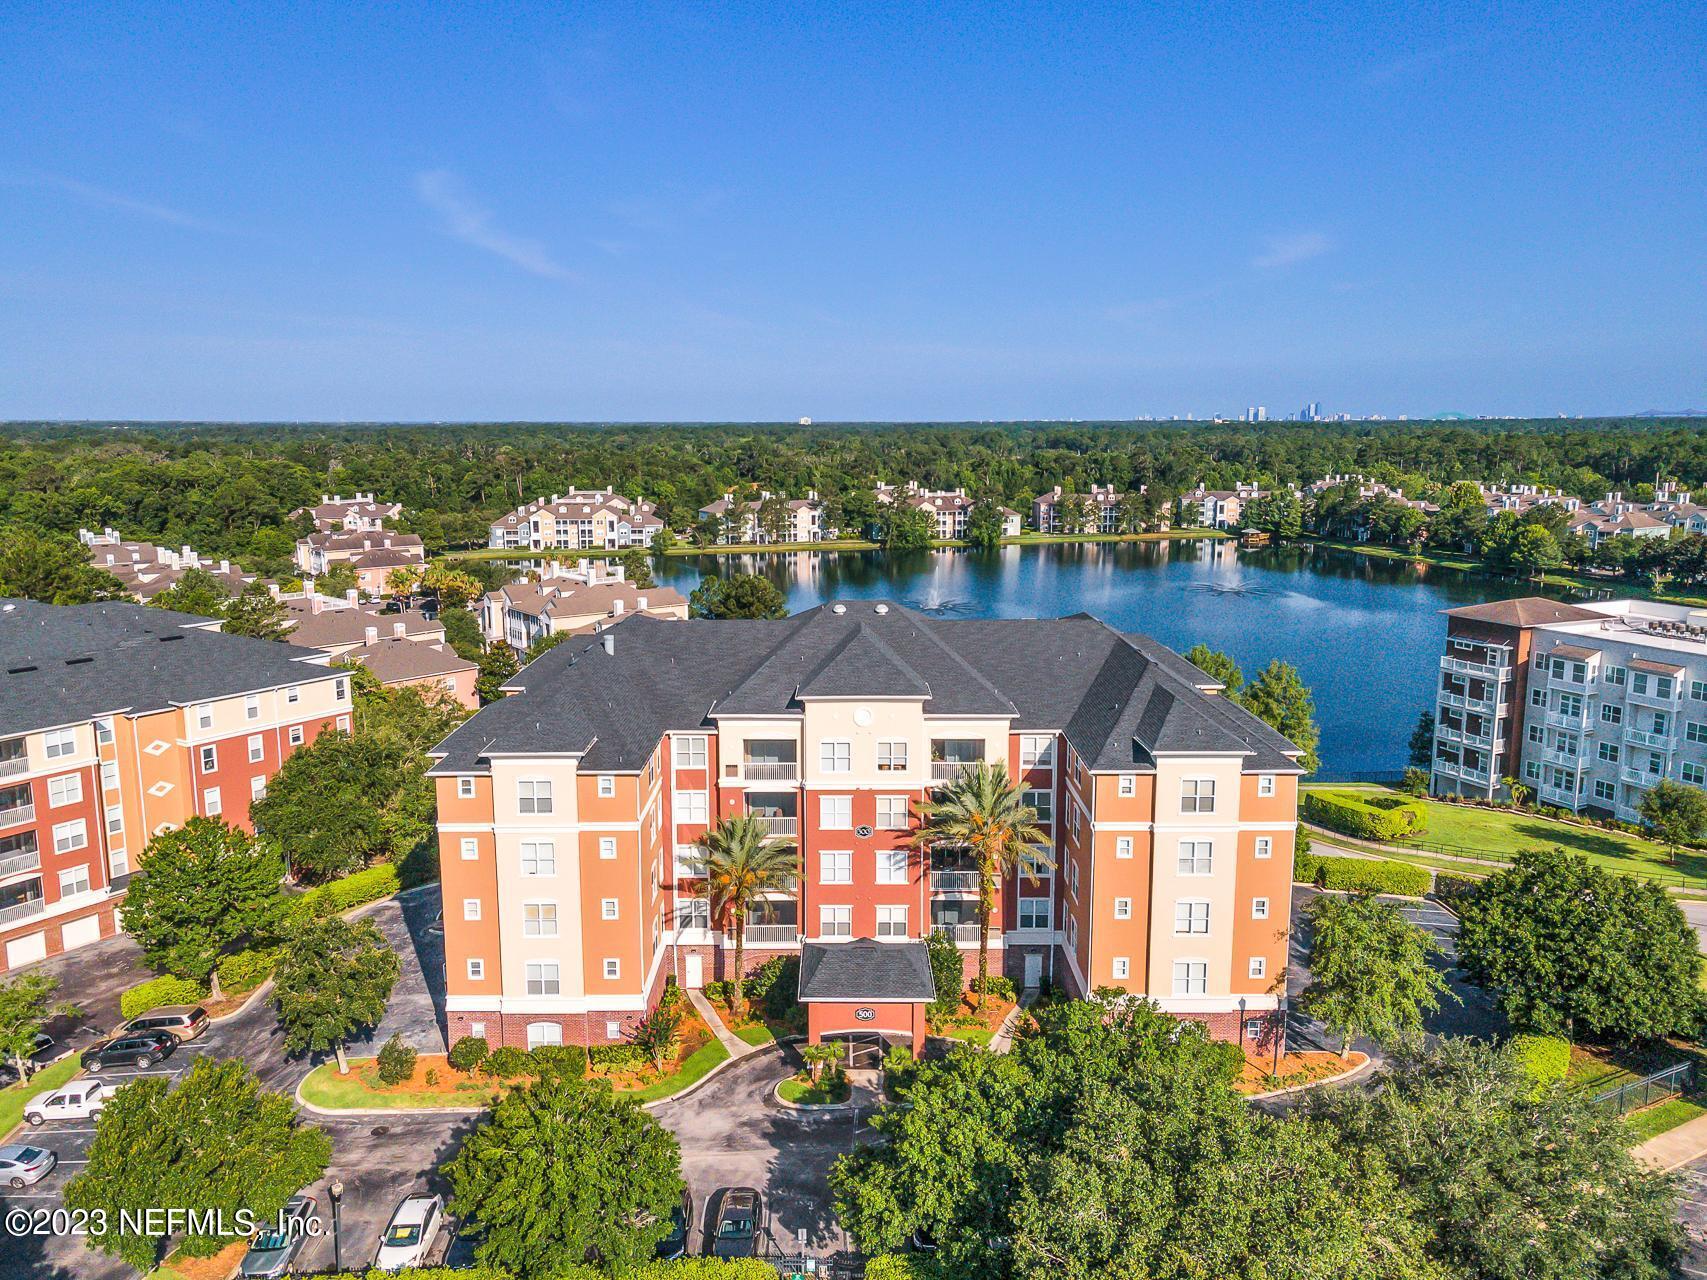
[876,905,908,938]
[245,695,261,721]
[43,727,77,759]
[1177,840,1213,875]
[877,741,908,772]
[875,848,908,884]
[1113,897,1132,920]
[601,898,619,921]
[47,775,82,808]
[460,837,479,861]
[100,761,119,789]
[602,958,620,980]
[458,777,476,798]
[1115,836,1133,859]
[335,677,349,701]
[1118,774,1136,797]
[676,735,707,767]
[1181,778,1216,813]
[195,706,213,731]
[250,775,266,801]
[1112,957,1130,980]
[876,795,909,829]
[819,849,852,884]
[200,745,217,773]
[1682,765,1706,787]
[819,740,851,773]
[1258,774,1275,797]
[204,787,222,816]
[1174,900,1210,935]
[675,790,708,823]
[527,962,560,995]
[1249,957,1267,979]
[288,725,304,746]
[528,1022,563,1048]
[286,685,300,705]
[598,837,617,860]
[1024,789,1053,824]
[521,841,555,876]
[605,1021,622,1041]
[1019,897,1050,930]
[597,775,615,798]
[523,902,558,936]
[105,804,122,836]
[1020,735,1054,769]
[58,865,91,897]
[95,717,114,745]
[247,735,264,763]
[1252,897,1270,919]
[463,898,481,921]
[517,779,553,814]
[52,819,87,854]
[820,794,852,830]
[1254,837,1273,859]
[1172,960,1207,995]
[820,905,852,938]
[466,959,484,980]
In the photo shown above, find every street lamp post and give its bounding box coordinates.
[1237,997,1247,1053]
[329,1180,344,1272]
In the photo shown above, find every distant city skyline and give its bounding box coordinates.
[1,4,1701,421]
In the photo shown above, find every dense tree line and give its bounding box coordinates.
[1,418,1702,577]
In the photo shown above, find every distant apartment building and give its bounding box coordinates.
[479,564,689,653]
[292,531,426,596]
[80,529,257,602]
[289,492,402,534]
[697,492,828,545]
[1479,483,1580,517]
[280,589,476,709]
[1649,482,1707,535]
[1431,596,1707,822]
[872,482,1022,540]
[427,602,1301,1053]
[0,599,351,972]
[1031,484,1125,533]
[487,490,664,552]
[1179,482,1268,530]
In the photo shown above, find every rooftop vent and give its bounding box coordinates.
[7,664,38,674]
[831,603,847,614]
[873,603,889,615]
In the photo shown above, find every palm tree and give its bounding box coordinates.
[690,814,799,1018]
[1501,775,1531,809]
[912,761,1048,1009]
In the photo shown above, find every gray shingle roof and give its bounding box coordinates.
[428,601,1301,774]
[0,598,336,736]
[797,940,936,1003]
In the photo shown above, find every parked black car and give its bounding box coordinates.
[656,1188,693,1259]
[708,1187,762,1258]
[80,1030,179,1071]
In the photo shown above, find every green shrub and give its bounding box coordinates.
[483,1045,529,1079]
[589,1043,646,1069]
[120,975,206,1021]
[424,1068,439,1086]
[926,928,965,1018]
[1297,823,1312,856]
[1510,1033,1570,1092]
[743,955,801,1020]
[215,947,276,994]
[447,1035,489,1073]
[529,1043,588,1078]
[1295,851,1431,897]
[971,974,1016,1002]
[1400,766,1431,796]
[743,955,790,1002]
[864,1257,945,1280]
[377,1034,417,1085]
[1432,873,1485,908]
[703,979,736,1007]
[1302,789,1428,842]
[286,863,401,923]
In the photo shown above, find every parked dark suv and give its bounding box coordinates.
[81,1030,179,1070]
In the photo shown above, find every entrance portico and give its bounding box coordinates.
[797,939,935,1056]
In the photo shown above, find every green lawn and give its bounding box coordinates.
[777,1074,851,1105]
[733,1023,775,1047]
[297,1061,500,1110]
[1305,784,1705,888]
[619,1040,729,1104]
[0,1055,81,1138]
[935,1024,995,1048]
[1623,1094,1707,1145]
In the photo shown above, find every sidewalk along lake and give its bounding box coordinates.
[650,540,1570,782]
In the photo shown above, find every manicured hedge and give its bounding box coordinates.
[1302,789,1428,842]
[287,863,400,923]
[215,946,277,994]
[1295,851,1431,897]
[120,975,206,1021]
[590,1043,646,1069]
[1510,1033,1570,1091]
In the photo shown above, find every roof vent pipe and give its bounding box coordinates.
[873,603,889,614]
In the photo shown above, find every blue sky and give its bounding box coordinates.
[1,2,1701,421]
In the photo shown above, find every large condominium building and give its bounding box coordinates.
[1566,493,1675,548]
[293,531,427,595]
[1431,596,1707,821]
[0,599,352,972]
[1179,483,1268,530]
[872,482,1022,540]
[289,492,403,534]
[487,490,664,552]
[1031,484,1125,533]
[80,529,257,602]
[479,574,689,653]
[427,602,1301,1055]
[697,492,828,545]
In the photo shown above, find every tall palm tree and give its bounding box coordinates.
[691,814,800,1018]
[912,761,1049,1009]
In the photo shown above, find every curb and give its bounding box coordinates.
[772,1077,858,1112]
[1245,1052,1375,1101]
[293,1060,492,1117]
[643,1040,795,1112]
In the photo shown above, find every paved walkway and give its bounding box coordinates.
[1634,1112,1707,1172]
[688,987,764,1060]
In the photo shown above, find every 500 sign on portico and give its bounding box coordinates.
[428,601,1301,1055]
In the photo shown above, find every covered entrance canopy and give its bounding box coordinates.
[798,939,935,1055]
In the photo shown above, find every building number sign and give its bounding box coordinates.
[854,1007,876,1021]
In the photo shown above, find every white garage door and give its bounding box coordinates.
[62,915,103,950]
[5,932,47,969]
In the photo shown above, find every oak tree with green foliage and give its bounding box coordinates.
[222,582,292,640]
[272,914,399,1073]
[64,1058,331,1273]
[880,504,937,550]
[963,501,1007,548]
[147,565,230,618]
[1237,658,1321,772]
[688,572,788,620]
[1456,848,1702,1041]
[1638,778,1707,863]
[448,1075,685,1276]
[1320,1038,1681,1280]
[121,817,287,997]
[1299,892,1454,1056]
[621,546,655,588]
[1184,642,1244,693]
[0,527,123,604]
[0,974,78,1081]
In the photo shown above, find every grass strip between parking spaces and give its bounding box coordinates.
[778,1074,852,1105]
[0,1055,81,1139]
[733,1023,776,1047]
[621,1039,730,1104]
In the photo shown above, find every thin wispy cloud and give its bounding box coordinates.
[2,171,234,234]
[1359,45,1460,88]
[1252,231,1333,269]
[414,169,574,281]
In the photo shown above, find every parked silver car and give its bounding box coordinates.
[239,1193,318,1278]
[0,1144,56,1189]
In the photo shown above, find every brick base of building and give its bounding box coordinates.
[447,1007,652,1050]
[0,899,121,976]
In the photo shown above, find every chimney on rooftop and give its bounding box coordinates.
[637,595,648,610]
[612,599,624,615]
[602,633,615,655]
[365,626,379,644]
[345,589,359,606]
[393,621,406,637]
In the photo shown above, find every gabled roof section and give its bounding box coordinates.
[798,623,930,699]
[1443,597,1602,627]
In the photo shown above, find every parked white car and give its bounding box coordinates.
[23,1079,107,1126]
[374,1194,444,1271]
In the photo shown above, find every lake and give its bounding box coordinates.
[651,540,1570,782]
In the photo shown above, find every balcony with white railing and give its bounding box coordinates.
[749,815,798,837]
[1624,727,1675,750]
[1439,690,1497,713]
[1543,709,1594,732]
[741,924,800,945]
[734,762,798,782]
[0,748,26,780]
[1440,655,1512,680]
[0,803,34,830]
[1621,768,1658,788]
[931,921,984,943]
[0,881,45,925]
[1537,784,1581,808]
[1541,748,1584,769]
[0,848,42,879]
[930,869,979,893]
